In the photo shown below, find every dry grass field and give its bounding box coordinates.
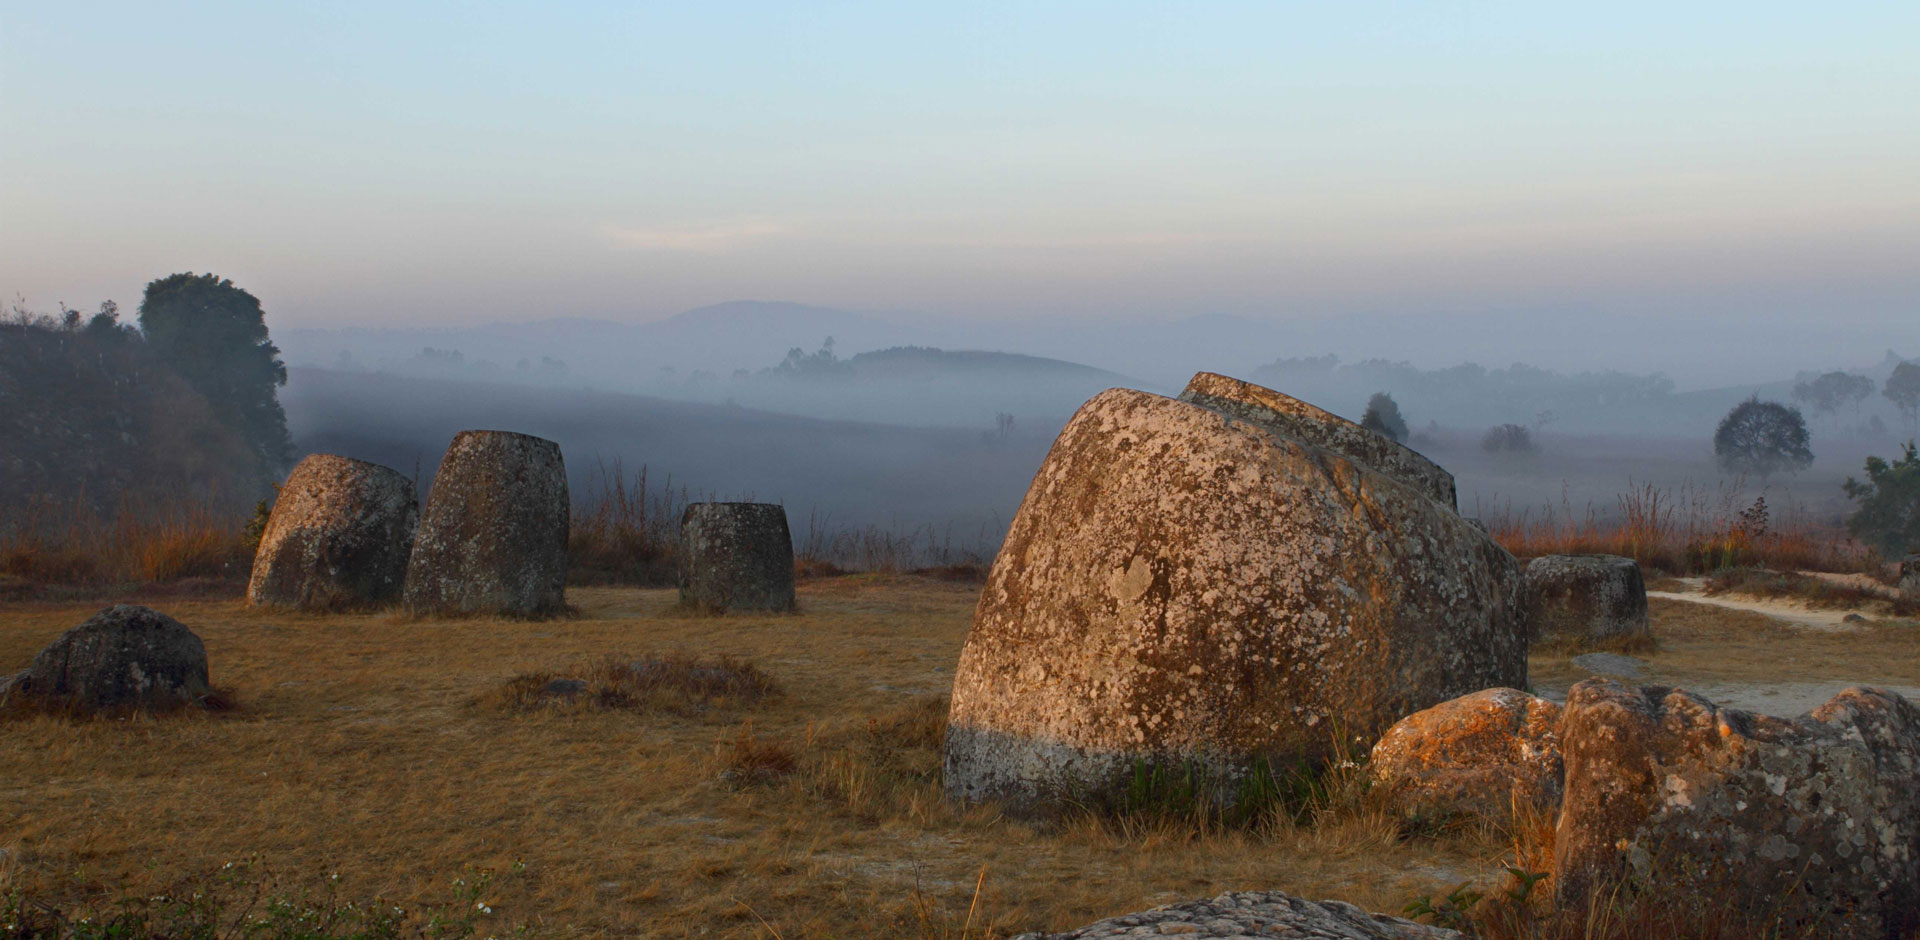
[3,577,1917,938]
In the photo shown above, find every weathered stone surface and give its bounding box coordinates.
[1522,554,1648,643]
[1,605,210,712]
[248,454,418,610]
[946,386,1526,813]
[1370,688,1563,823]
[1179,372,1457,509]
[1011,891,1464,940]
[1554,678,1920,938]
[678,502,796,613]
[403,430,569,618]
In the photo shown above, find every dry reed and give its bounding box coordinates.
[1480,481,1876,575]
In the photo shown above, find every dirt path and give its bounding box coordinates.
[1531,593,1920,718]
[1647,577,1864,631]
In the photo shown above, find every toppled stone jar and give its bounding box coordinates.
[404,430,569,618]
[248,454,418,610]
[1554,678,1920,939]
[945,378,1525,814]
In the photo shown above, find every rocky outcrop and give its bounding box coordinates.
[1178,372,1456,509]
[403,430,569,618]
[1011,891,1464,940]
[248,455,418,610]
[1522,554,1648,644]
[678,502,797,613]
[945,385,1526,813]
[1554,678,1920,938]
[1,605,210,712]
[1370,688,1563,824]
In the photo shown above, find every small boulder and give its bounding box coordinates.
[946,385,1525,814]
[1554,678,1920,938]
[1010,890,1464,940]
[677,502,796,613]
[1523,554,1649,644]
[1,605,210,713]
[1369,688,1564,824]
[404,430,569,618]
[248,454,418,610]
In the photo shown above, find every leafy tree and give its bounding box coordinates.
[1792,370,1873,420]
[137,273,292,473]
[1713,396,1812,478]
[1843,441,1920,557]
[1359,392,1408,442]
[1885,361,1920,433]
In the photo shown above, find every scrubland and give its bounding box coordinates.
[3,476,1916,938]
[2,574,1917,938]
[0,578,1476,938]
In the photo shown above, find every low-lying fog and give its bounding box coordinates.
[279,302,1917,553]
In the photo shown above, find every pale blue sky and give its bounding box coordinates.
[3,2,1917,360]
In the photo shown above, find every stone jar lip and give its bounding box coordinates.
[293,453,396,472]
[449,429,558,444]
[684,501,786,511]
[1179,371,1456,508]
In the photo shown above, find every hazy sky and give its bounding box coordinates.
[4,2,1917,368]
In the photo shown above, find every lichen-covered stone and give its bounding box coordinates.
[1554,678,1920,938]
[1370,688,1563,824]
[945,387,1526,813]
[248,454,418,610]
[1011,890,1465,940]
[403,430,569,618]
[678,502,796,613]
[1523,554,1648,643]
[1178,372,1457,509]
[1,605,210,712]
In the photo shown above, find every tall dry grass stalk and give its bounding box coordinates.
[566,460,692,586]
[1479,480,1874,575]
[794,510,996,576]
[565,461,996,585]
[0,494,253,592]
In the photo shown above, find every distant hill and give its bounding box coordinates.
[842,346,1130,382]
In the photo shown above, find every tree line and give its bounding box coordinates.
[1,273,291,523]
